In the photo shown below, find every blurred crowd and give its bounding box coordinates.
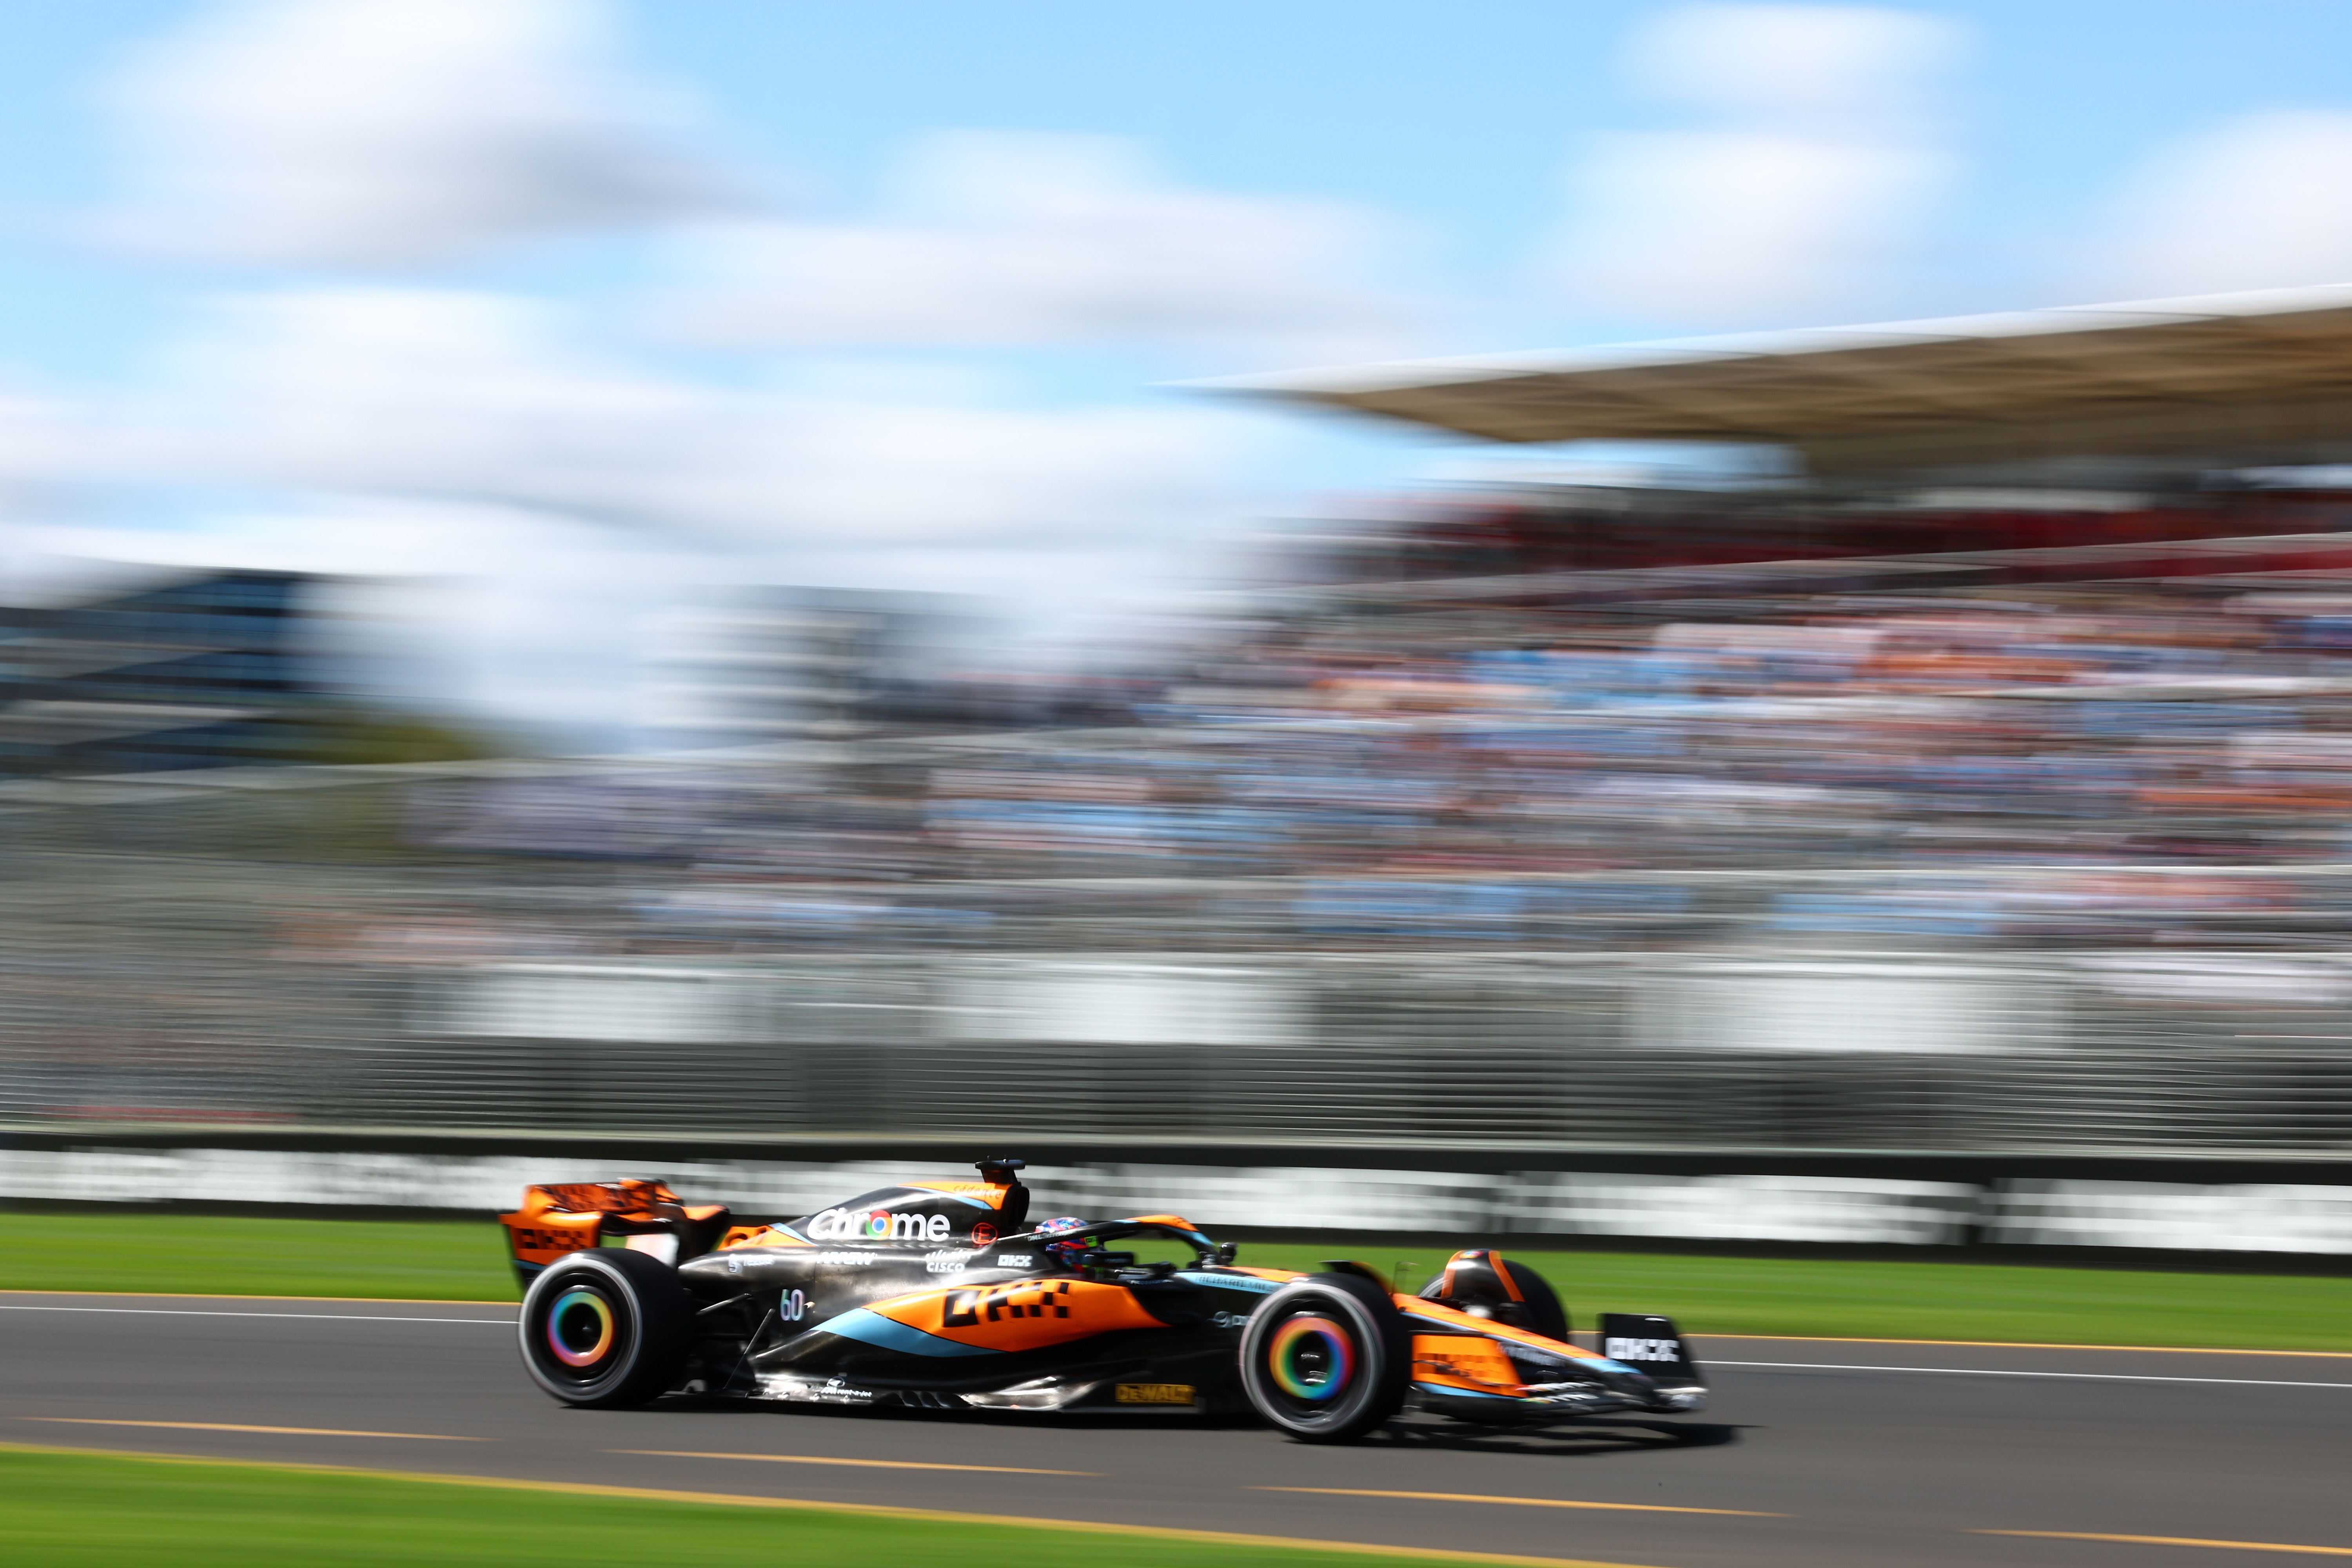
[373,579,2352,955]
[25,484,2352,958]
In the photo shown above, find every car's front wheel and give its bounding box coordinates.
[1237,1274,1410,1443]
[517,1249,693,1408]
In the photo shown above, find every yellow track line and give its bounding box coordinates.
[1978,1530,2352,1556]
[1256,1488,1778,1517]
[0,1442,1675,1568]
[22,1418,482,1441]
[618,1450,1092,1475]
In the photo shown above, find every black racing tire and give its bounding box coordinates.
[1419,1256,1570,1344]
[1237,1273,1410,1443]
[518,1249,695,1408]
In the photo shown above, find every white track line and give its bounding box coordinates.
[0,1305,509,1325]
[1712,1359,2352,1390]
[5,1306,2341,1386]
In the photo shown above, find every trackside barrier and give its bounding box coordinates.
[17,949,2352,1156]
[1989,1178,2352,1252]
[7,1149,2352,1252]
[23,945,2352,1152]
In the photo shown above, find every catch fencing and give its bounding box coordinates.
[9,770,2352,1157]
[9,940,2352,1154]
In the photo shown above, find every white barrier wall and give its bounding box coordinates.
[1634,965,2056,1054]
[5,1148,2350,1253]
[942,964,1308,1047]
[1989,1179,2352,1253]
[1513,1174,1979,1245]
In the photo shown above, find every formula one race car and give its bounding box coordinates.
[498,1158,1705,1443]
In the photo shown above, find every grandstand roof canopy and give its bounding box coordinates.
[1208,284,2352,475]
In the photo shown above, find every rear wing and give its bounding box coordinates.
[497,1178,733,1292]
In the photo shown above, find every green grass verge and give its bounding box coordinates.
[1233,1243,2352,1353]
[0,1447,1503,1568]
[0,1213,516,1301]
[4,1212,2348,1351]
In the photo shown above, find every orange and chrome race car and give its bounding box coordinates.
[499,1157,1706,1443]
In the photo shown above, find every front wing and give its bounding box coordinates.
[1400,1297,1707,1419]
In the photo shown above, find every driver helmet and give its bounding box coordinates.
[1032,1215,1092,1263]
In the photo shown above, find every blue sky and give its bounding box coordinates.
[4,1,2350,733]
[10,1,2352,373]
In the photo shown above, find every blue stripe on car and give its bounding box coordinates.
[1176,1272,1281,1293]
[820,1308,1001,1357]
[1415,1381,1512,1398]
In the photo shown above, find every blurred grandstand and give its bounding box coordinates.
[1,569,326,777]
[18,285,2352,1182]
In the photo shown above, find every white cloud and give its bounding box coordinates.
[103,0,735,269]
[130,287,1257,551]
[2089,110,2352,298]
[0,383,103,597]
[0,382,84,508]
[1624,2,1952,121]
[661,131,1426,366]
[60,10,1421,736]
[13,286,1269,732]
[1549,4,1963,327]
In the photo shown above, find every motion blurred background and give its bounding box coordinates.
[12,0,2352,1254]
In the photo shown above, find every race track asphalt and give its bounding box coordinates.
[5,1292,2351,1568]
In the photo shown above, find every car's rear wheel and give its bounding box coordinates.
[1237,1274,1409,1443]
[518,1249,693,1408]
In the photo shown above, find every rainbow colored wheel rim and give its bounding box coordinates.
[546,1286,615,1368]
[1268,1314,1354,1401]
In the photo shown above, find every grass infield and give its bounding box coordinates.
[2,1211,2348,1351]
[0,1446,1620,1568]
